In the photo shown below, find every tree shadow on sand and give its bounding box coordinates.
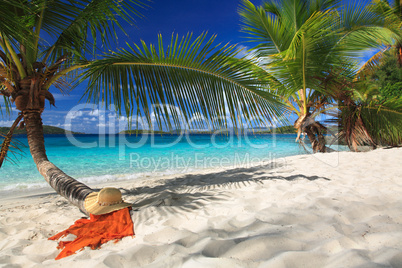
[112,163,330,214]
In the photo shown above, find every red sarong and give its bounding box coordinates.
[49,208,134,260]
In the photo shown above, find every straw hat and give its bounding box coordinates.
[84,187,132,215]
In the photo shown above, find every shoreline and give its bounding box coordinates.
[2,133,351,194]
[0,147,386,204]
[1,148,401,267]
[0,148,305,196]
[1,133,310,190]
[0,150,290,201]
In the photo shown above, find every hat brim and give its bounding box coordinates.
[84,192,132,215]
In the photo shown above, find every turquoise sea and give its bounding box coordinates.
[0,133,344,194]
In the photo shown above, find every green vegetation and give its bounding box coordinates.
[1,0,401,212]
[119,130,170,135]
[0,0,279,213]
[120,126,296,135]
[333,53,402,149]
[239,0,401,151]
[252,126,295,134]
[333,0,402,150]
[0,125,81,135]
[369,50,402,101]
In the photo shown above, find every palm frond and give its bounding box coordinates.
[335,84,402,150]
[282,9,340,68]
[0,80,13,115]
[40,0,149,65]
[0,114,23,167]
[355,46,390,80]
[0,94,13,116]
[0,1,34,45]
[360,98,402,146]
[335,0,397,59]
[82,33,285,131]
[338,106,376,151]
[308,0,341,13]
[0,0,148,67]
[370,0,401,34]
[239,0,292,57]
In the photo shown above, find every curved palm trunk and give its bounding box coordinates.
[23,110,94,215]
[295,114,328,153]
[304,122,327,153]
[341,107,377,152]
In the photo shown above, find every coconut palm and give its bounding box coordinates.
[374,0,402,57]
[238,0,395,152]
[336,0,402,151]
[329,50,402,151]
[0,0,280,214]
[356,0,402,79]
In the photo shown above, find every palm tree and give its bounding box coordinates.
[238,0,395,152]
[336,0,402,151]
[356,0,402,79]
[0,0,280,214]
[330,50,402,151]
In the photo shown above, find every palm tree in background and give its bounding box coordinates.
[238,0,396,152]
[1,0,400,214]
[330,49,402,151]
[374,0,402,62]
[330,0,402,151]
[0,0,280,214]
[357,0,402,77]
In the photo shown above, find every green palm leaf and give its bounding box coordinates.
[355,46,390,80]
[0,0,148,71]
[41,0,148,63]
[361,98,402,146]
[35,0,146,69]
[338,97,402,149]
[0,1,34,42]
[82,33,284,131]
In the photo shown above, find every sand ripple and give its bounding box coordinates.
[0,148,401,267]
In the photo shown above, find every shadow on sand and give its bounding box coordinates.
[102,164,331,213]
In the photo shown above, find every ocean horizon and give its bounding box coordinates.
[0,133,345,194]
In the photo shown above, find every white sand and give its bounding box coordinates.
[1,148,402,268]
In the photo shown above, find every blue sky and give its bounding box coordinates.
[1,0,262,133]
[0,0,378,133]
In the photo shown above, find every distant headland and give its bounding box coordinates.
[0,125,83,135]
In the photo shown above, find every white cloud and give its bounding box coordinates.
[118,116,128,122]
[68,111,84,119]
[99,114,106,121]
[89,109,100,116]
[54,123,72,129]
[235,45,258,60]
[0,120,15,127]
[51,93,76,101]
[236,45,250,59]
